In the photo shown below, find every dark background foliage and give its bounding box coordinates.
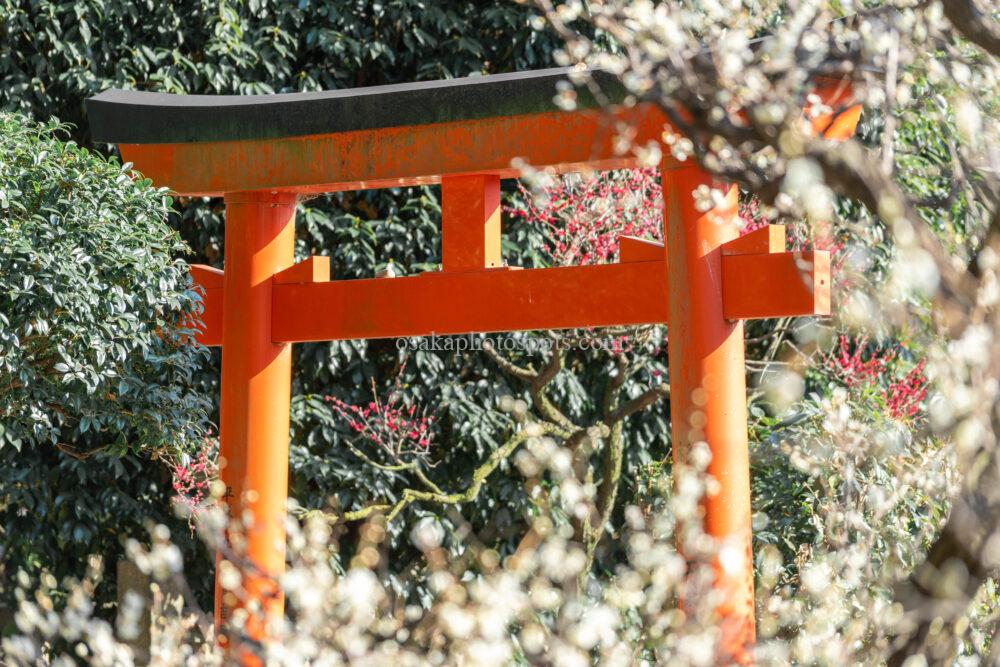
[0,0,616,615]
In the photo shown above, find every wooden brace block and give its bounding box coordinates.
[722,250,830,320]
[274,256,330,284]
[441,175,502,272]
[618,236,664,263]
[721,225,785,256]
[189,264,224,347]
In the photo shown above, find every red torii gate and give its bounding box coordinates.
[87,68,859,661]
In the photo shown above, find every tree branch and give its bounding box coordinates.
[887,405,1000,665]
[585,420,625,567]
[529,348,579,432]
[943,0,1000,57]
[482,341,537,380]
[338,422,572,523]
[606,383,670,425]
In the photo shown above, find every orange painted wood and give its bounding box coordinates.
[810,78,863,141]
[722,250,830,320]
[196,248,829,347]
[618,236,664,263]
[815,104,863,141]
[721,225,786,256]
[273,256,330,284]
[193,288,223,346]
[271,262,668,343]
[214,192,296,658]
[190,265,224,347]
[663,170,754,661]
[191,263,224,288]
[441,175,502,271]
[118,105,667,196]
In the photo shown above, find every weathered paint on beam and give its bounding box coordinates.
[270,261,670,343]
[118,105,667,196]
[86,68,626,145]
[193,225,831,346]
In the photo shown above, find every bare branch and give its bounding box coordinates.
[943,0,1000,57]
[482,341,537,380]
[529,348,579,432]
[338,422,572,523]
[606,383,670,425]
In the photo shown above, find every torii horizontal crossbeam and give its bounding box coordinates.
[191,228,829,346]
[273,262,668,342]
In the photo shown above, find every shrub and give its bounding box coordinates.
[0,112,210,611]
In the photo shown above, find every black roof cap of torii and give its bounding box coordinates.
[86,67,626,145]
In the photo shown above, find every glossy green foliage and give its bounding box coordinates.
[0,112,211,612]
[0,113,208,455]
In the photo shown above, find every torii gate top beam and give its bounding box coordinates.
[87,68,857,198]
[86,69,668,196]
[87,68,624,144]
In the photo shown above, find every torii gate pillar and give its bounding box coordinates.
[664,167,753,654]
[215,192,296,647]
